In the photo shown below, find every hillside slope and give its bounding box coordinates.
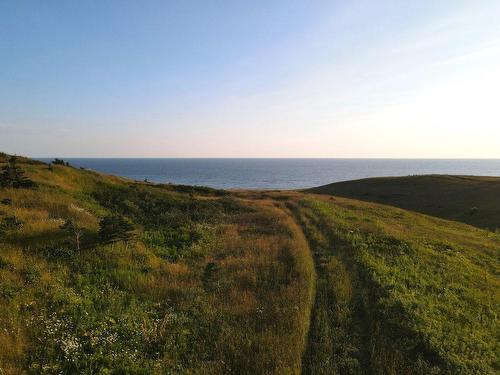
[1,154,499,374]
[0,154,315,374]
[283,193,499,374]
[308,175,500,230]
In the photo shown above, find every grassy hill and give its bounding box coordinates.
[1,154,499,374]
[0,154,315,374]
[308,175,500,230]
[286,193,499,374]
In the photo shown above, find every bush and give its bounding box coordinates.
[52,158,69,166]
[2,215,23,230]
[22,264,41,284]
[1,198,12,205]
[0,156,37,189]
[40,245,75,260]
[99,215,135,246]
[0,256,10,269]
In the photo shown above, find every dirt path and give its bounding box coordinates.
[238,191,373,374]
[283,199,372,375]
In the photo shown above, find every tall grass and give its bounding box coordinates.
[2,154,497,374]
[0,156,315,374]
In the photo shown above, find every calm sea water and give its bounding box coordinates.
[37,158,500,190]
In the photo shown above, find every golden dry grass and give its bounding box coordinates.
[0,156,315,374]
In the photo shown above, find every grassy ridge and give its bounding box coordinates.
[288,194,499,374]
[308,175,500,230]
[0,155,315,374]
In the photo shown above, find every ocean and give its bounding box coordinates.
[37,158,500,190]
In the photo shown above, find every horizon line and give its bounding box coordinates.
[30,156,500,160]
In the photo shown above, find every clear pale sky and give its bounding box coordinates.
[1,1,499,157]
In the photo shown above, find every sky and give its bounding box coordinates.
[1,0,499,158]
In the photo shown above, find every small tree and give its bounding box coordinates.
[52,158,67,166]
[0,156,37,189]
[98,215,135,249]
[60,219,84,250]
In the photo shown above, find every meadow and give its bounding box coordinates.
[0,153,498,374]
[0,154,315,374]
[286,194,499,374]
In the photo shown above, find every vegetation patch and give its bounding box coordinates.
[0,154,315,374]
[292,196,499,374]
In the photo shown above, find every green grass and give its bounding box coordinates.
[308,175,500,230]
[1,153,498,374]
[286,194,499,374]
[0,154,315,374]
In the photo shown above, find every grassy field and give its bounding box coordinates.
[308,175,500,230]
[1,153,498,374]
[285,193,499,374]
[0,154,315,374]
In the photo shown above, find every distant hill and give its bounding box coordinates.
[308,175,500,230]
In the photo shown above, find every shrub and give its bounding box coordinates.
[99,215,135,247]
[0,256,10,269]
[0,156,37,189]
[40,245,75,260]
[52,158,69,166]
[2,215,23,230]
[22,264,41,284]
[1,198,12,205]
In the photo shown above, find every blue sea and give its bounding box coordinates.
[37,158,500,190]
